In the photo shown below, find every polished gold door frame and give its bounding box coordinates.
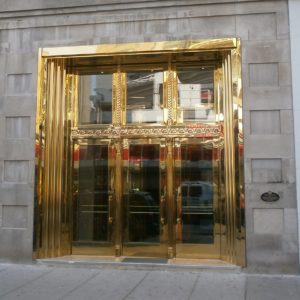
[71,139,116,256]
[121,138,168,258]
[35,38,244,266]
[174,137,222,259]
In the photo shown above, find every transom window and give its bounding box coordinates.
[75,52,221,126]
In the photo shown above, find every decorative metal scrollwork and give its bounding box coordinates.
[71,124,223,139]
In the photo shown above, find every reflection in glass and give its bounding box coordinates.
[79,74,113,124]
[126,72,164,124]
[180,143,214,244]
[124,144,160,243]
[177,68,216,123]
[73,145,111,244]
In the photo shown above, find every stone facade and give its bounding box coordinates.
[0,0,298,273]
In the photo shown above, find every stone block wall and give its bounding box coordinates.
[0,0,298,273]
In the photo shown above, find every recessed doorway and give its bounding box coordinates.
[34,39,245,266]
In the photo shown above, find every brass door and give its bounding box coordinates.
[174,137,221,259]
[122,138,168,257]
[71,136,221,259]
[72,137,169,258]
[72,139,116,256]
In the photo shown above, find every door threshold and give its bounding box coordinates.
[37,256,241,272]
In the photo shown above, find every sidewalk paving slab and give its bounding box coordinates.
[190,272,246,300]
[125,270,198,300]
[245,275,300,300]
[63,269,149,300]
[0,262,299,300]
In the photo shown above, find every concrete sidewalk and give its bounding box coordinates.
[0,262,299,300]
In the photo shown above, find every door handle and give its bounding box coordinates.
[160,195,166,225]
[108,194,114,224]
[176,193,182,224]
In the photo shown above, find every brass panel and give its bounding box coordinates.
[164,60,178,125]
[35,59,66,257]
[221,48,245,266]
[231,40,245,266]
[35,57,76,258]
[112,69,126,126]
[34,50,46,257]
[122,138,168,258]
[114,141,123,256]
[166,139,175,258]
[42,39,237,58]
[71,124,222,139]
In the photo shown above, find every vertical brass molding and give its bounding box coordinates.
[173,138,181,252]
[121,72,127,126]
[69,74,79,255]
[112,71,120,126]
[43,59,54,257]
[34,50,46,258]
[49,59,58,256]
[67,74,79,255]
[114,141,123,256]
[165,59,177,125]
[60,63,72,256]
[62,73,75,256]
[113,66,126,126]
[160,139,167,248]
[215,66,227,261]
[225,53,235,263]
[223,54,230,263]
[163,71,168,124]
[212,68,222,258]
[36,58,68,258]
[232,40,245,266]
[213,67,221,258]
[55,60,62,256]
[166,138,175,258]
[223,52,237,264]
[171,69,178,125]
[72,75,79,128]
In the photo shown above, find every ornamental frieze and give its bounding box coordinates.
[71,124,223,139]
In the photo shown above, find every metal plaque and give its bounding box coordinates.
[261,191,280,202]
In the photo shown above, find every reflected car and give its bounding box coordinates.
[126,190,160,243]
[181,181,213,208]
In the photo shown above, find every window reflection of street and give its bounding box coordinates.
[79,74,113,125]
[180,143,214,244]
[124,144,160,244]
[73,145,111,245]
[126,71,164,124]
[127,190,160,243]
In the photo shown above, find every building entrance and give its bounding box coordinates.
[35,39,245,265]
[72,136,221,259]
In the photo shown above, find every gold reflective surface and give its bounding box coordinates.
[35,38,244,266]
[72,141,115,256]
[122,138,168,257]
[78,73,113,125]
[174,137,221,259]
[42,39,236,58]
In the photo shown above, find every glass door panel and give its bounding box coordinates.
[122,139,168,257]
[176,67,217,123]
[72,140,115,255]
[126,71,165,124]
[78,72,114,125]
[174,138,220,258]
